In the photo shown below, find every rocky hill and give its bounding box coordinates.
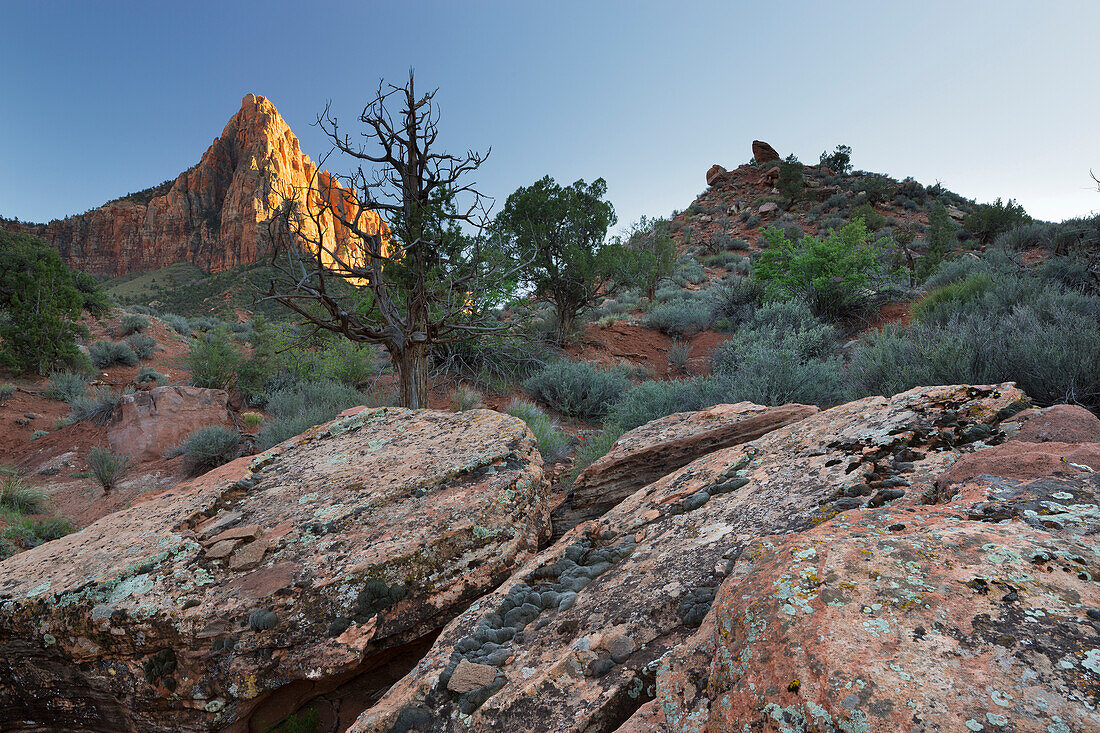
[4,94,379,276]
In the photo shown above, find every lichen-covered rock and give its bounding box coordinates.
[643,442,1100,732]
[0,407,549,732]
[12,94,381,276]
[349,384,1032,732]
[567,402,817,523]
[1012,404,1100,444]
[107,385,235,462]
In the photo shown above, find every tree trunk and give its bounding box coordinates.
[555,307,576,346]
[392,342,429,409]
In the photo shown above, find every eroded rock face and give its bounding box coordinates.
[644,435,1100,732]
[350,384,1035,732]
[568,402,817,521]
[706,164,729,187]
[16,94,381,276]
[0,407,549,732]
[107,385,234,462]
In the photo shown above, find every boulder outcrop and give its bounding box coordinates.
[569,402,817,520]
[0,407,549,732]
[14,94,382,276]
[751,140,781,163]
[706,164,729,187]
[107,385,235,462]
[350,384,1057,732]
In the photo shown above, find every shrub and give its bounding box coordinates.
[177,426,241,471]
[188,327,241,389]
[506,400,570,462]
[241,411,265,428]
[569,425,626,483]
[31,430,48,441]
[523,361,629,420]
[777,155,804,206]
[69,387,122,424]
[162,313,192,336]
[819,145,853,175]
[605,375,739,431]
[44,370,88,403]
[257,380,367,450]
[645,301,712,336]
[0,475,49,514]
[672,256,706,286]
[851,204,886,231]
[963,198,1030,245]
[119,313,151,335]
[1037,256,1093,292]
[135,366,167,386]
[752,219,884,320]
[855,175,892,204]
[89,340,138,369]
[451,386,483,411]
[912,274,994,322]
[667,338,691,374]
[708,277,765,328]
[87,446,129,491]
[125,333,157,359]
[0,384,13,402]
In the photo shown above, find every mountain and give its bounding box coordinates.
[8,94,378,276]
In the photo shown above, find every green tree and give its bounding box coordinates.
[0,230,101,374]
[496,175,624,343]
[919,201,955,279]
[777,155,804,208]
[188,327,242,389]
[963,198,1030,245]
[752,218,883,320]
[621,216,676,301]
[819,144,853,174]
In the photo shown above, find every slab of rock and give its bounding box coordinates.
[0,407,549,732]
[569,402,817,520]
[107,385,234,462]
[642,444,1100,732]
[751,139,780,163]
[757,201,778,214]
[349,384,1032,732]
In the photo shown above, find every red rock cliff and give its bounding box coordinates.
[19,94,379,276]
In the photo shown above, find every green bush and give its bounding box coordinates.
[89,340,139,368]
[752,219,884,320]
[31,430,48,441]
[912,274,994,322]
[605,375,740,431]
[569,425,625,483]
[709,277,765,328]
[667,338,691,374]
[45,371,88,403]
[257,380,369,450]
[851,203,886,231]
[506,399,570,462]
[0,384,14,402]
[161,313,192,336]
[523,361,630,420]
[87,446,129,491]
[70,387,122,424]
[135,366,167,386]
[777,155,805,206]
[177,426,241,471]
[188,327,241,389]
[125,333,157,360]
[0,475,50,514]
[645,301,713,336]
[451,386,483,411]
[963,198,1030,245]
[918,202,957,280]
[119,313,151,335]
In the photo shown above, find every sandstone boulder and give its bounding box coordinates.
[640,433,1100,732]
[349,385,1033,732]
[107,385,234,462]
[752,140,780,163]
[706,164,729,187]
[757,201,778,215]
[568,402,817,521]
[1012,403,1100,444]
[0,407,549,732]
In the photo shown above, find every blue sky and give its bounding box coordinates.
[2,1,1098,233]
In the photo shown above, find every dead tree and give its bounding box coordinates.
[262,71,523,408]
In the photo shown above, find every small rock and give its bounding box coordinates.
[447,659,499,694]
[228,538,269,571]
